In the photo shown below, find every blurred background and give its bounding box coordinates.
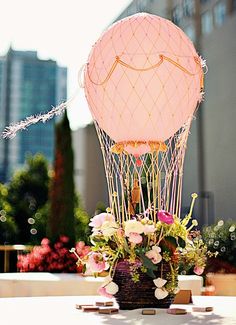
[0,0,235,273]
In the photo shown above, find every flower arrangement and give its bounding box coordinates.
[18,236,90,273]
[71,194,207,306]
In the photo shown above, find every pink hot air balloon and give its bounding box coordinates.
[84,13,203,156]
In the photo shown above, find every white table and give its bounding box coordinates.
[0,273,202,297]
[0,295,236,325]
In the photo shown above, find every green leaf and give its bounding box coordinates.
[178,236,186,248]
[90,235,105,246]
[160,236,177,254]
[139,253,158,271]
[123,238,130,253]
[146,268,156,279]
[82,264,86,273]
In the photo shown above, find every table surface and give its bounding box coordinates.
[0,295,236,325]
[0,273,203,297]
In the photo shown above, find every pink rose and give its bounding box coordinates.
[194,266,204,275]
[128,232,143,244]
[88,252,108,273]
[89,213,115,229]
[98,286,113,299]
[157,210,174,225]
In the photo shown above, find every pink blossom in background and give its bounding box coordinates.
[59,235,69,243]
[88,252,108,273]
[98,286,113,299]
[75,241,90,258]
[157,210,174,225]
[41,238,50,246]
[77,241,85,249]
[194,266,204,275]
[128,232,143,244]
[17,236,84,273]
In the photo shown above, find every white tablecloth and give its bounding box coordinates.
[0,295,236,325]
[0,273,202,297]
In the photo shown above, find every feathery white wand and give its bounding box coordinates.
[1,91,79,139]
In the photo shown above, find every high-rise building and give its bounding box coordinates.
[0,48,67,182]
[113,0,236,224]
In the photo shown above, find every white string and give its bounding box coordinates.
[78,64,86,88]
[1,91,79,139]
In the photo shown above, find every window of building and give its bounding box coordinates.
[184,25,196,42]
[137,0,148,12]
[200,0,210,4]
[214,1,227,27]
[172,5,183,25]
[183,0,195,17]
[201,10,213,34]
[233,0,236,11]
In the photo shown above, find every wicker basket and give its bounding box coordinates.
[113,259,176,310]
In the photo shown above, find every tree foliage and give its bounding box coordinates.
[48,112,75,245]
[6,154,50,244]
[0,183,18,243]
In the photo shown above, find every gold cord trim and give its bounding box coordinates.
[87,54,203,86]
[110,141,167,155]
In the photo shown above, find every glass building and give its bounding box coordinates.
[0,48,67,182]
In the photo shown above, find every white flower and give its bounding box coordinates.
[101,221,119,237]
[143,224,156,234]
[105,281,119,295]
[124,220,144,236]
[154,288,168,300]
[89,213,115,229]
[153,277,167,288]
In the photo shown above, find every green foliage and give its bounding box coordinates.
[74,194,90,244]
[29,203,49,245]
[0,184,18,243]
[178,230,208,275]
[48,111,75,245]
[203,219,236,272]
[95,201,106,214]
[6,154,50,244]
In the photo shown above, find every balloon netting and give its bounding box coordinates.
[95,118,191,224]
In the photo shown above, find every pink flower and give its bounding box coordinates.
[145,246,162,264]
[89,213,115,229]
[59,235,69,243]
[194,266,204,275]
[41,238,50,246]
[88,252,108,273]
[98,286,113,299]
[76,241,85,249]
[128,232,143,244]
[157,210,174,225]
[117,228,124,237]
